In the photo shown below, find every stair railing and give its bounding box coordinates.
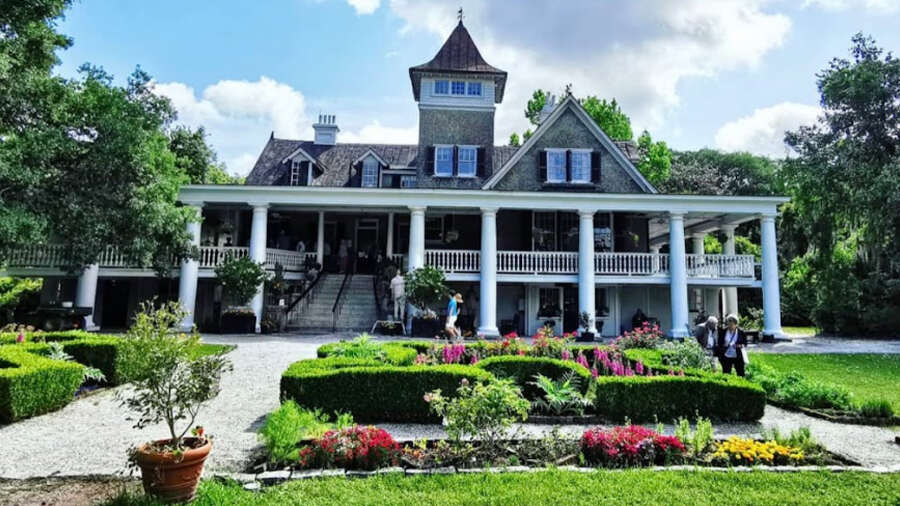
[283,272,324,324]
[332,271,353,332]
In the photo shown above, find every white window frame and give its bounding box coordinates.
[400,175,417,188]
[434,80,449,95]
[290,160,301,186]
[467,82,482,96]
[545,149,567,183]
[434,145,454,177]
[451,81,466,95]
[570,149,592,183]
[361,157,379,188]
[457,145,477,178]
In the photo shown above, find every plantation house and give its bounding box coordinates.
[3,21,787,339]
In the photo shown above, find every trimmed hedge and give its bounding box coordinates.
[316,342,417,366]
[0,345,84,422]
[1,332,125,384]
[280,358,494,423]
[475,356,594,400]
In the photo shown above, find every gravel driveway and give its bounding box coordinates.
[0,333,897,479]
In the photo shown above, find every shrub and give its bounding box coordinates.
[426,378,529,452]
[0,331,125,384]
[593,374,766,422]
[404,266,447,314]
[0,345,84,422]
[674,416,715,458]
[658,340,718,372]
[46,342,105,383]
[474,355,593,400]
[280,359,494,423]
[298,426,400,470]
[858,399,894,418]
[580,425,685,467]
[317,337,417,366]
[611,323,662,350]
[258,401,354,464]
[529,373,591,416]
[712,436,804,466]
[214,255,269,307]
[746,363,853,411]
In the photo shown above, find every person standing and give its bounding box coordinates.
[694,316,718,352]
[445,292,463,341]
[390,270,406,321]
[718,314,746,376]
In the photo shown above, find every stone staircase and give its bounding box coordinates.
[287,274,379,333]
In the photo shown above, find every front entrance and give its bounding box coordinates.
[355,218,380,274]
[100,279,129,329]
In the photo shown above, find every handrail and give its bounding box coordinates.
[332,271,353,331]
[284,271,323,314]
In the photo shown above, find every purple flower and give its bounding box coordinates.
[635,361,644,375]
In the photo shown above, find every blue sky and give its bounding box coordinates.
[54,0,900,175]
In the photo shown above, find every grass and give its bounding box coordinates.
[188,343,236,359]
[782,326,817,337]
[750,353,900,412]
[104,470,900,505]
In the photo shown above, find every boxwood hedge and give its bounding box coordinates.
[0,345,84,422]
[1,331,125,384]
[280,358,494,423]
[315,342,417,366]
[475,355,594,400]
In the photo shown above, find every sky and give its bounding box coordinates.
[53,0,900,176]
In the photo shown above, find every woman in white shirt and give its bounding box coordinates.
[718,314,746,377]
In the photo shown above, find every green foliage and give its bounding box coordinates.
[280,358,494,423]
[258,401,354,464]
[215,255,269,307]
[658,340,718,372]
[746,362,853,411]
[316,336,417,366]
[524,89,550,126]
[46,341,105,383]
[118,302,232,447]
[403,265,448,313]
[661,149,778,196]
[508,132,520,147]
[581,96,633,141]
[1,330,126,384]
[674,416,714,458]
[0,344,84,422]
[858,399,894,418]
[734,235,761,260]
[474,355,592,400]
[522,129,533,141]
[0,277,42,323]
[528,373,591,416]
[635,130,671,186]
[760,426,819,456]
[426,378,529,451]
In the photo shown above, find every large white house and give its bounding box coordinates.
[3,21,788,339]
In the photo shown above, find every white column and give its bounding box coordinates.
[478,207,499,337]
[721,225,739,317]
[691,233,705,312]
[578,209,597,334]
[386,212,394,258]
[178,203,203,331]
[316,211,325,267]
[75,264,99,331]
[249,204,269,333]
[408,206,426,271]
[668,211,689,338]
[650,245,662,273]
[760,214,783,338]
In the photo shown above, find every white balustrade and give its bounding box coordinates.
[264,248,308,271]
[497,251,578,274]
[198,246,249,268]
[594,252,669,275]
[685,254,755,278]
[389,254,406,271]
[424,249,480,273]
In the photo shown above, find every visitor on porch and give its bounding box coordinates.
[445,292,463,341]
[718,314,746,377]
[694,315,719,352]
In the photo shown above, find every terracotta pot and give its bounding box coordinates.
[134,437,211,503]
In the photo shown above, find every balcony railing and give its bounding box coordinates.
[594,252,669,276]
[498,250,578,274]
[424,249,480,273]
[686,254,755,278]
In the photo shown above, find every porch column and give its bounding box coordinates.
[650,245,661,273]
[178,202,203,331]
[408,206,426,271]
[668,211,689,338]
[75,264,100,331]
[691,233,705,312]
[760,214,783,338]
[578,209,597,334]
[316,211,325,267]
[721,225,739,316]
[386,212,394,258]
[249,203,269,333]
[478,207,499,337]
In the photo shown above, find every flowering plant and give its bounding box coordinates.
[711,436,804,466]
[298,426,401,470]
[612,322,662,350]
[581,425,685,467]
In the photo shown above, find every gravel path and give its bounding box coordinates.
[750,336,900,354]
[0,333,897,479]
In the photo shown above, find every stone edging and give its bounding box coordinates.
[221,463,900,490]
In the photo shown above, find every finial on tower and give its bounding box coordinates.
[565,83,573,96]
[457,7,464,23]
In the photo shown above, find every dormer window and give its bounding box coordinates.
[361,157,379,187]
[434,80,449,95]
[570,150,591,183]
[451,81,466,95]
[435,145,453,176]
[290,159,310,186]
[467,82,482,96]
[546,149,567,183]
[458,146,476,177]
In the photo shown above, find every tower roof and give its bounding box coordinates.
[409,20,507,103]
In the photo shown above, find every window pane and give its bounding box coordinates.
[547,150,566,182]
[558,212,579,251]
[451,81,466,95]
[571,152,590,182]
[362,159,378,187]
[435,146,453,176]
[434,80,449,94]
[401,175,417,188]
[458,146,476,177]
[467,82,482,96]
[425,217,443,241]
[533,212,556,251]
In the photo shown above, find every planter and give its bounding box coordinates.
[411,317,443,337]
[134,437,211,503]
[576,331,595,343]
[221,312,256,334]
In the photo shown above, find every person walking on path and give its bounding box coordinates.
[718,314,746,376]
[445,292,463,341]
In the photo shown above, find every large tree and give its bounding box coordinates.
[661,149,777,196]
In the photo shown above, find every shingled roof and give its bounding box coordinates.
[409,20,507,103]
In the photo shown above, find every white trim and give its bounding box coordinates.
[280,146,317,165]
[457,145,478,178]
[481,95,657,192]
[434,144,454,177]
[353,149,389,167]
[545,148,567,183]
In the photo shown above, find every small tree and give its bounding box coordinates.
[214,255,269,307]
[404,266,447,315]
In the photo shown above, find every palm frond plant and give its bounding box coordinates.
[529,373,591,416]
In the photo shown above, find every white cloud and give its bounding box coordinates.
[714,102,820,157]
[153,77,313,175]
[388,0,792,140]
[341,120,417,144]
[347,0,380,15]
[802,0,900,12]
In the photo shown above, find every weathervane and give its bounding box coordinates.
[457,7,464,22]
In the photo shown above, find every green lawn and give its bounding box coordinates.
[782,326,817,337]
[750,353,900,411]
[188,342,236,359]
[106,470,899,506]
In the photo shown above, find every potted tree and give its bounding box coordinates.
[405,266,448,337]
[119,302,232,503]
[214,255,269,333]
[577,311,595,342]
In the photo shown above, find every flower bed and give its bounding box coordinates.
[299,426,401,471]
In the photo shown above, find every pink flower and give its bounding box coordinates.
[678,369,685,377]
[635,361,644,375]
[668,369,675,376]
[561,349,571,361]
[517,348,526,356]
[16,332,25,344]
[591,367,599,378]
[469,354,479,364]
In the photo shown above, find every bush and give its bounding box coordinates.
[712,436,804,466]
[658,340,718,372]
[0,345,84,422]
[317,337,417,366]
[214,255,269,307]
[258,401,354,464]
[529,373,591,416]
[280,359,494,423]
[474,355,593,400]
[593,374,766,422]
[581,425,685,467]
[298,426,401,470]
[746,363,853,411]
[1,331,126,384]
[858,399,894,418]
[404,266,447,313]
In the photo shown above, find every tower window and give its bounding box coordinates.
[458,146,476,177]
[361,157,379,187]
[571,150,591,183]
[451,81,466,95]
[467,82,482,96]
[434,80,449,95]
[435,146,453,176]
[546,149,567,183]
